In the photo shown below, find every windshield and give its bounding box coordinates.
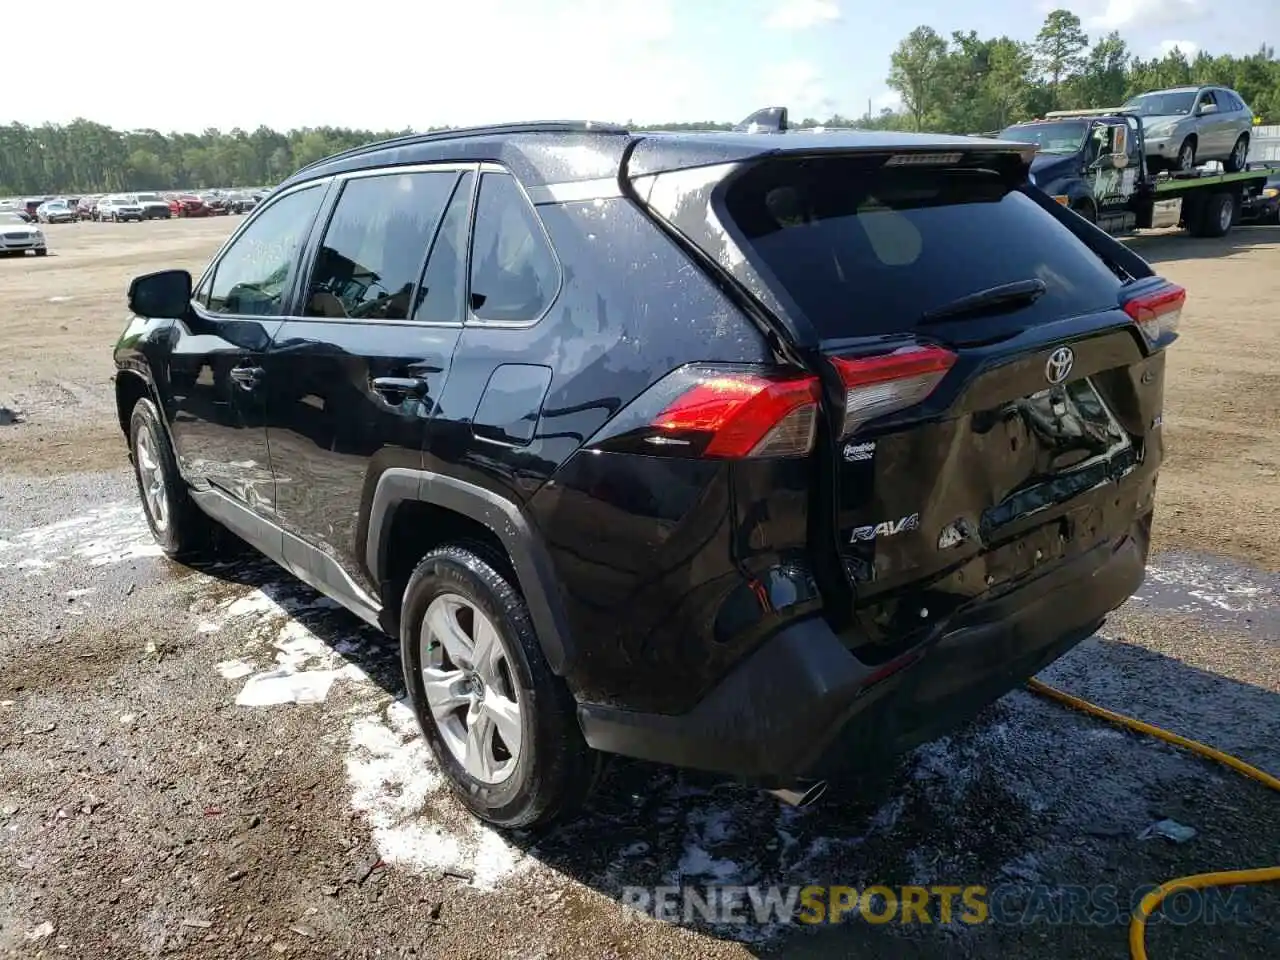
[0,213,26,224]
[1123,91,1196,116]
[999,121,1088,154]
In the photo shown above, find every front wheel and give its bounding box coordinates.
[34,248,47,257]
[1176,138,1197,172]
[400,546,599,829]
[128,397,211,558]
[1070,198,1097,225]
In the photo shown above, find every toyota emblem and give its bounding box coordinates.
[1045,346,1074,385]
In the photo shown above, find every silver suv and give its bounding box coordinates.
[1122,85,1254,173]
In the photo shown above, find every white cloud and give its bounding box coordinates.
[763,0,841,31]
[757,61,836,120]
[1157,39,1200,59]
[872,90,903,112]
[1083,0,1205,30]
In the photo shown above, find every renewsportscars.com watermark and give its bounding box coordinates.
[619,884,1251,927]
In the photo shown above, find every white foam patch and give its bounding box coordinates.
[236,667,343,706]
[216,659,255,680]
[0,502,161,576]
[1137,555,1274,614]
[215,587,374,706]
[222,590,285,621]
[344,700,527,891]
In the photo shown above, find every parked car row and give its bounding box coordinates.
[0,188,271,224]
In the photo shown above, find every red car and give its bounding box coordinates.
[167,194,209,218]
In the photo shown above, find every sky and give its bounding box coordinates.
[6,0,1277,132]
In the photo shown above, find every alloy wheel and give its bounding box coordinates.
[134,423,169,533]
[420,593,523,784]
[1232,139,1247,170]
[1218,198,1234,233]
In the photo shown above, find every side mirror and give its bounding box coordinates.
[128,269,192,318]
[1199,103,1218,115]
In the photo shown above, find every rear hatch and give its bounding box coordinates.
[641,146,1180,654]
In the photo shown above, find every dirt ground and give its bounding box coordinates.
[0,218,1277,959]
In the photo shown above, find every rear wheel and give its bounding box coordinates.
[1225,135,1249,173]
[400,545,599,829]
[1188,192,1236,238]
[128,397,211,558]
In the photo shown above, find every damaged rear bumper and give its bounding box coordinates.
[576,525,1148,783]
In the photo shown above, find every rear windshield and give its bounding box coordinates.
[722,156,1123,339]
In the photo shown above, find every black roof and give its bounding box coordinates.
[278,121,1033,192]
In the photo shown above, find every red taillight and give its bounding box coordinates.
[1123,282,1185,342]
[830,344,957,437]
[653,372,821,458]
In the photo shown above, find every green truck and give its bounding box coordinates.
[998,109,1271,238]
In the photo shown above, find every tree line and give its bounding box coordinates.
[885,9,1280,134]
[2,7,1278,196]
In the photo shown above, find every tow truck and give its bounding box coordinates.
[998,108,1272,238]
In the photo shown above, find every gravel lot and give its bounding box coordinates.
[1,218,1277,959]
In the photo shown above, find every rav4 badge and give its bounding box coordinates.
[850,513,920,543]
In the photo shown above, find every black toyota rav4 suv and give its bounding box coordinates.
[114,119,1181,828]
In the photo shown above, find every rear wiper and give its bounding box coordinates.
[918,278,1048,324]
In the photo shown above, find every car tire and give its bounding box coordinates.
[34,249,47,257]
[1225,135,1249,173]
[1069,197,1097,225]
[1175,138,1197,172]
[1189,192,1236,238]
[128,396,211,559]
[400,545,600,829]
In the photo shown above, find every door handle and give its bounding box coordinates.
[228,366,264,389]
[371,377,428,399]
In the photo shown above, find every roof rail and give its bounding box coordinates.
[292,120,631,176]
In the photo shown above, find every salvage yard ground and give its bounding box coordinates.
[1,218,1278,959]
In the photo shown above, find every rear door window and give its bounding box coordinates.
[413,171,474,324]
[723,156,1124,339]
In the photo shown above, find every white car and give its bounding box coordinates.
[36,199,78,224]
[97,195,145,222]
[0,212,47,256]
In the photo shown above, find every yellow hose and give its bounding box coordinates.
[1025,677,1280,960]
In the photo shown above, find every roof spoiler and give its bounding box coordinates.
[733,106,788,133]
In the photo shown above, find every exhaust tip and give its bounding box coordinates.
[765,779,828,808]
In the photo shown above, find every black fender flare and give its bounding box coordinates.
[365,468,575,676]
[114,364,177,453]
